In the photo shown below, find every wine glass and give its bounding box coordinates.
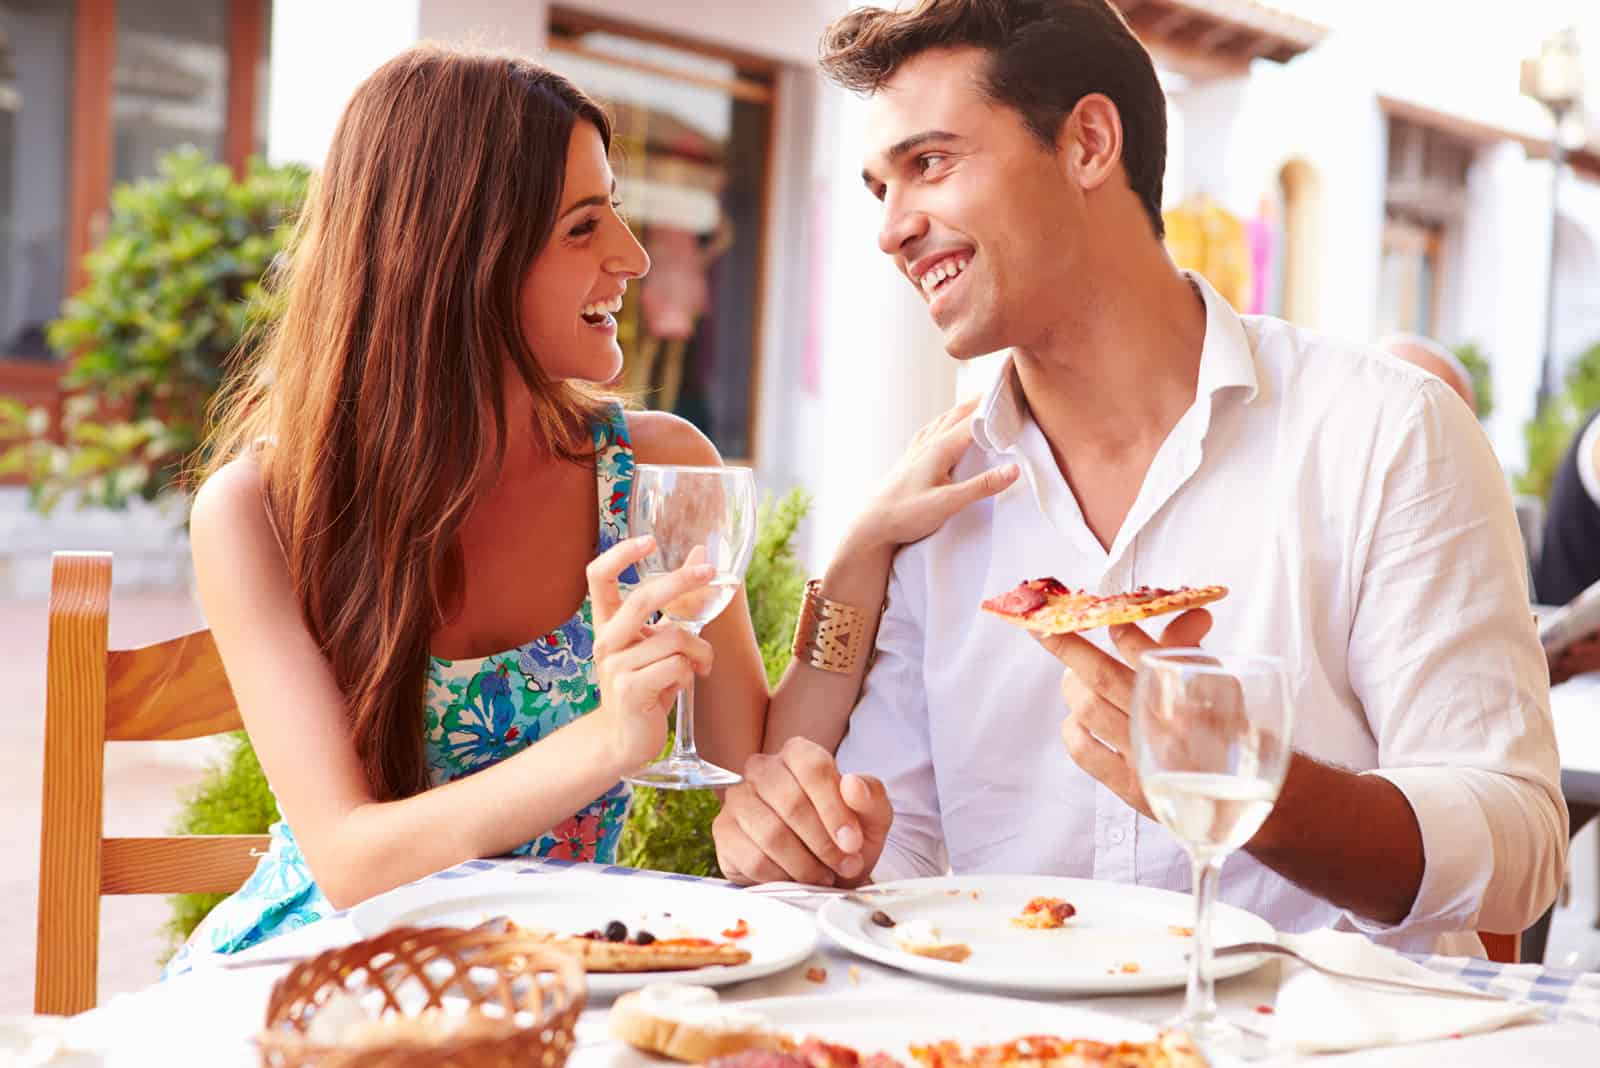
[623,463,757,789]
[1129,649,1294,1048]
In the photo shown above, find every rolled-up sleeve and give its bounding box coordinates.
[1347,379,1566,936]
[835,546,946,881]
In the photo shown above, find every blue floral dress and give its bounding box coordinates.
[165,404,638,975]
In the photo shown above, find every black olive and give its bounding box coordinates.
[604,920,629,942]
[634,930,656,945]
[870,910,896,929]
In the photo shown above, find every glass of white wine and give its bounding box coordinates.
[1129,649,1293,1046]
[623,463,756,790]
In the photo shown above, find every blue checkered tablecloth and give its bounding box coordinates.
[418,857,1600,1028]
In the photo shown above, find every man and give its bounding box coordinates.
[717,0,1563,954]
[1379,333,1477,414]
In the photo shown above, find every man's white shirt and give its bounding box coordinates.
[835,274,1566,956]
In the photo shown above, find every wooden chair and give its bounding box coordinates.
[35,551,269,1016]
[1480,931,1519,964]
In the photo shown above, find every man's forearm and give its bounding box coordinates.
[1244,754,1424,926]
[763,536,893,754]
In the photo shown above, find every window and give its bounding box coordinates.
[1377,215,1442,337]
[113,0,230,184]
[548,10,776,462]
[1377,117,1469,339]
[0,0,270,367]
[0,2,76,360]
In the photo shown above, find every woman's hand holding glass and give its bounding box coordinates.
[586,535,716,772]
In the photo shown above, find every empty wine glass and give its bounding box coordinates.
[1130,649,1293,1047]
[624,464,757,789]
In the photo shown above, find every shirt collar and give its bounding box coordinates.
[1186,270,1260,406]
[971,270,1260,454]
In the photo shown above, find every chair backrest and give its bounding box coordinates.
[35,551,270,1016]
[1480,931,1519,964]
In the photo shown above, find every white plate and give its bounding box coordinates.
[349,871,817,995]
[574,992,1155,1068]
[818,874,1273,994]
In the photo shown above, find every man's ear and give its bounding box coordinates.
[1059,94,1123,192]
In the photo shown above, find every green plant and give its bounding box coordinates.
[1517,340,1600,499]
[1451,342,1494,421]
[0,148,307,511]
[617,489,811,876]
[163,732,281,962]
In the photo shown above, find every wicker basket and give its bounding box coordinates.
[257,926,587,1068]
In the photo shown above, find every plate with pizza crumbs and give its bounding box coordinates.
[816,875,1273,994]
[351,870,818,995]
[574,993,1202,1068]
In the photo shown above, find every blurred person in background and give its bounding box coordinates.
[1536,407,1600,685]
[1380,333,1477,414]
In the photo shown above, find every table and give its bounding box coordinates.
[58,858,1600,1067]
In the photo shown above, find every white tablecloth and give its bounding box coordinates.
[56,859,1600,1067]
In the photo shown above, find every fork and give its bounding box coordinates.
[1212,942,1510,1003]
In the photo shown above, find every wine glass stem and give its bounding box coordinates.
[1186,852,1224,1024]
[669,622,705,763]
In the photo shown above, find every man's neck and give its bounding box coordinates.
[1012,263,1208,467]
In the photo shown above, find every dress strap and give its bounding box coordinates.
[593,402,634,558]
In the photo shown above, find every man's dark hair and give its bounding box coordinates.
[820,0,1167,238]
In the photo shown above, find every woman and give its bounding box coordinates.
[170,45,1013,972]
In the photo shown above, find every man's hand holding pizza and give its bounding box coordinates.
[1035,611,1215,819]
[979,579,1228,820]
[713,737,895,886]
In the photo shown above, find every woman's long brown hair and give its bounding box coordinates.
[202,46,613,801]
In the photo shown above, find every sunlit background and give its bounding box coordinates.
[2,0,1598,1008]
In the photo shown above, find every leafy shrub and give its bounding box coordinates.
[162,732,280,960]
[0,148,306,510]
[1451,342,1494,421]
[1517,341,1600,500]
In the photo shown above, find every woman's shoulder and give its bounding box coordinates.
[189,453,280,565]
[623,409,722,467]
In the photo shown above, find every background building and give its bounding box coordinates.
[2,0,1598,577]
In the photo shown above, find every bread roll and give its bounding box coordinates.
[609,984,786,1063]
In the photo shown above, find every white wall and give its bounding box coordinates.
[1182,35,1388,339]
[808,80,958,564]
[1552,183,1600,386]
[266,0,420,168]
[1458,144,1556,469]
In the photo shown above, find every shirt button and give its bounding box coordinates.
[1107,828,1127,845]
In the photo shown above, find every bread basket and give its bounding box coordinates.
[256,925,586,1068]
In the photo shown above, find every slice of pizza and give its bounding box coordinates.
[558,935,753,973]
[981,580,1227,636]
[501,920,752,973]
[909,1032,1208,1068]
